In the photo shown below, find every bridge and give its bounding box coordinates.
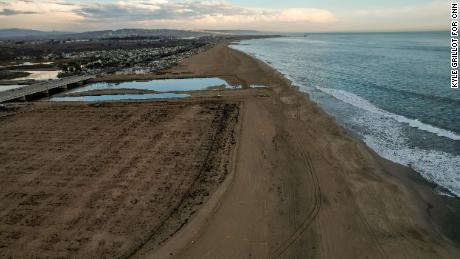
[0,75,95,103]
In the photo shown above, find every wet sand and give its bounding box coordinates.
[0,42,459,258]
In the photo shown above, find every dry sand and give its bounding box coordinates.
[0,100,239,258]
[0,42,459,259]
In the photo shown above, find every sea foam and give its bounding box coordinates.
[315,86,460,141]
[314,86,460,196]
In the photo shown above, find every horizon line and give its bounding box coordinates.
[0,27,449,35]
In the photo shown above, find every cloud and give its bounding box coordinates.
[76,2,334,23]
[0,0,78,15]
[0,8,37,15]
[0,0,83,30]
[0,0,338,31]
[184,7,337,29]
[0,0,450,32]
[353,0,447,17]
[340,0,449,31]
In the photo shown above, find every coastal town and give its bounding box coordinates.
[0,31,218,79]
[0,30,274,84]
[56,38,216,76]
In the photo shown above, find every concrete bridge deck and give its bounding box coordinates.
[0,75,95,103]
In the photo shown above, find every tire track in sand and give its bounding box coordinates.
[270,149,321,258]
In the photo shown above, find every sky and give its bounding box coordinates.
[0,0,452,32]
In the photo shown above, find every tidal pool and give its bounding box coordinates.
[68,77,236,94]
[50,93,190,102]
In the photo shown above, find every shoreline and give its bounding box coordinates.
[227,41,460,199]
[227,43,460,246]
[232,41,460,245]
[232,43,460,197]
[230,38,460,195]
[226,43,460,245]
[150,42,460,258]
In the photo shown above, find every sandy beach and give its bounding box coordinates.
[0,42,459,258]
[144,43,460,258]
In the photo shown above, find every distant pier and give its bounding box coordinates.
[0,75,95,103]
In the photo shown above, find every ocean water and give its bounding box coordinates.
[231,31,460,197]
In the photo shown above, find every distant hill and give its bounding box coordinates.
[69,29,209,39]
[0,28,69,39]
[205,30,260,35]
[0,28,210,40]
